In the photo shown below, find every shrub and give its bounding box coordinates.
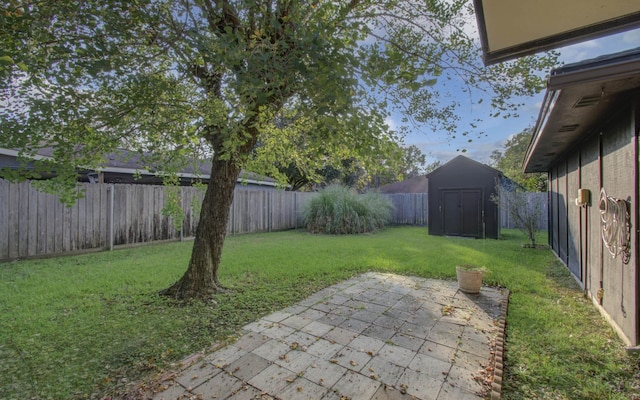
[491,186,545,247]
[302,185,393,234]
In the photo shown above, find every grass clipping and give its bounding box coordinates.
[302,185,393,234]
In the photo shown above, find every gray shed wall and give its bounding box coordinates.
[427,157,501,239]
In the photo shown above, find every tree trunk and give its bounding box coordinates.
[159,155,241,300]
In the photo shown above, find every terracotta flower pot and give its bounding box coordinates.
[456,265,483,294]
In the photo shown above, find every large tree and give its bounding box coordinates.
[1,0,556,299]
[247,109,405,191]
[490,129,548,191]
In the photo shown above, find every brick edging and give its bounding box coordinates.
[491,289,510,400]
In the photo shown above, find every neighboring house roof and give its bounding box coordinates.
[377,175,428,194]
[425,155,502,178]
[0,147,279,187]
[524,47,640,173]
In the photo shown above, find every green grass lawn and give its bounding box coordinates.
[1,227,638,399]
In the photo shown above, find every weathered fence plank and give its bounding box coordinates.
[383,193,428,226]
[7,181,19,258]
[0,179,8,259]
[18,182,30,257]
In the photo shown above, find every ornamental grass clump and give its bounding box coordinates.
[302,185,393,234]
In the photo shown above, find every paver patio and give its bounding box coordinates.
[149,272,509,400]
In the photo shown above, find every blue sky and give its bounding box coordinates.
[395,27,640,167]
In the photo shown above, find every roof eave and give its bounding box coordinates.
[548,56,640,91]
[523,89,560,173]
[523,50,640,173]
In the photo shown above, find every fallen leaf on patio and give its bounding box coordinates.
[350,360,358,366]
[399,383,408,395]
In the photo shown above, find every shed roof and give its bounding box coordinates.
[524,47,640,173]
[426,155,501,178]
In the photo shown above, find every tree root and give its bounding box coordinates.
[158,278,221,302]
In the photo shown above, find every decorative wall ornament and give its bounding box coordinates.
[599,188,631,264]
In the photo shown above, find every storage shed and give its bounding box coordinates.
[523,48,640,348]
[427,155,501,239]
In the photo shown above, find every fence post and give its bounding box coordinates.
[268,191,272,232]
[108,184,114,251]
[180,187,184,242]
[231,188,236,235]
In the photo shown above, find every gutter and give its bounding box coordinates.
[547,54,640,91]
[522,89,560,172]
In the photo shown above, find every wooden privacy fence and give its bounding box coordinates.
[499,192,548,230]
[384,193,428,226]
[0,179,315,261]
[0,180,545,261]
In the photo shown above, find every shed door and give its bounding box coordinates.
[442,189,482,237]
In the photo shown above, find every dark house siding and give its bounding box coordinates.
[581,133,600,298]
[427,155,501,239]
[524,50,640,347]
[567,153,581,279]
[557,161,569,265]
[546,102,638,346]
[601,109,636,341]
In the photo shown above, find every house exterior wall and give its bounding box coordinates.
[0,154,20,169]
[581,133,600,302]
[547,100,638,346]
[567,152,581,279]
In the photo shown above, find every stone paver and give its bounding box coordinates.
[150,272,509,400]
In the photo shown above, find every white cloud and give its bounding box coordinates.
[622,28,640,44]
[558,39,602,63]
[385,116,398,133]
[558,28,640,64]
